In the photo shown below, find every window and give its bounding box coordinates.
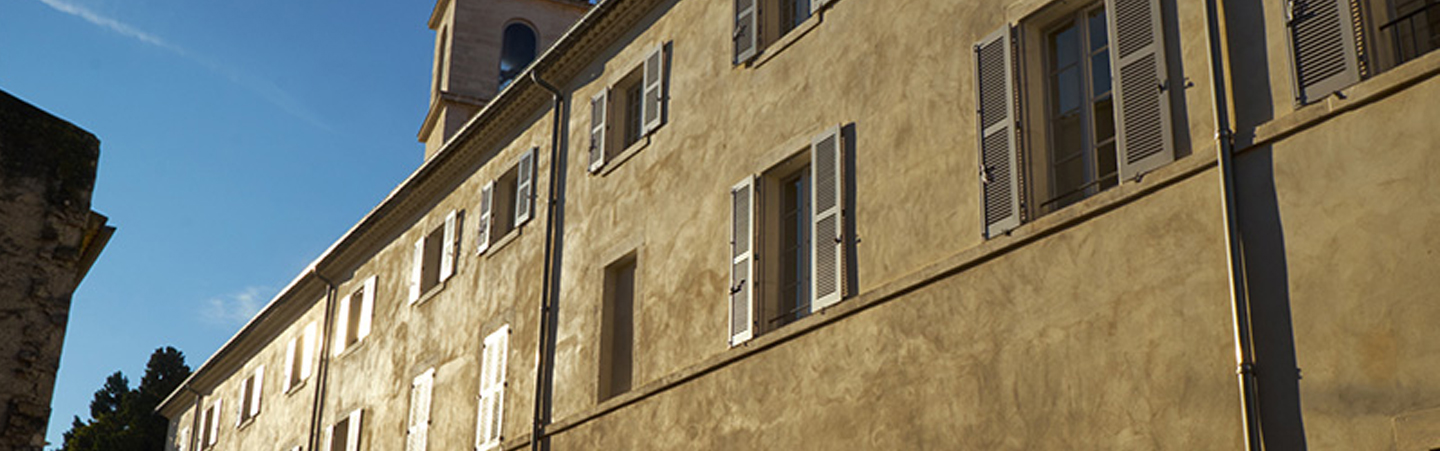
[733,0,831,63]
[235,366,264,425]
[498,22,537,91]
[200,399,220,448]
[475,325,509,451]
[326,409,363,451]
[1288,0,1440,104]
[434,28,449,94]
[588,44,669,172]
[407,369,435,451]
[410,210,460,302]
[283,322,317,393]
[477,149,535,254]
[729,126,846,346]
[598,256,636,401]
[974,0,1175,238]
[334,276,376,355]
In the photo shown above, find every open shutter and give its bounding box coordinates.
[178,427,189,451]
[1107,0,1175,180]
[811,127,845,311]
[1287,0,1360,103]
[345,410,362,451]
[477,182,495,254]
[589,90,609,172]
[440,210,458,281]
[642,45,666,134]
[334,293,351,355]
[283,337,297,393]
[410,237,424,302]
[734,0,759,63]
[975,26,1022,238]
[209,400,221,445]
[323,423,334,451]
[729,177,756,346]
[407,370,434,451]
[235,382,246,426]
[357,276,375,339]
[249,366,264,418]
[516,149,535,225]
[476,326,509,450]
[301,322,316,380]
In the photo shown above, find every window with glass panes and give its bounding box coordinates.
[1044,4,1116,211]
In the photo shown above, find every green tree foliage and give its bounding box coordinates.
[59,347,191,451]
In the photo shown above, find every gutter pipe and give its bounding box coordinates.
[1201,0,1263,449]
[307,269,339,451]
[529,70,565,451]
[183,384,202,451]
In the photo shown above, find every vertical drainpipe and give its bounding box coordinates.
[529,70,564,451]
[1201,0,1263,449]
[308,269,338,451]
[183,385,202,451]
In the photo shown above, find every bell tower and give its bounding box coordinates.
[419,0,590,159]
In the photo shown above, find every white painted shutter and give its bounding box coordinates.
[323,423,334,451]
[357,276,375,339]
[283,337,297,393]
[515,148,535,225]
[642,45,666,134]
[1107,0,1175,180]
[476,326,508,450]
[334,294,350,356]
[812,0,834,14]
[734,0,758,63]
[177,427,188,451]
[1287,0,1360,103]
[410,237,424,302]
[209,400,221,445]
[407,369,434,451]
[440,210,458,282]
[477,181,495,254]
[975,26,1022,239]
[345,410,362,451]
[234,382,245,426]
[729,177,756,346]
[589,89,609,173]
[811,127,845,310]
[249,366,264,418]
[301,321,316,380]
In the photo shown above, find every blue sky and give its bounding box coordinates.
[1,0,436,447]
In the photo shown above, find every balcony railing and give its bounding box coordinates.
[1380,0,1440,66]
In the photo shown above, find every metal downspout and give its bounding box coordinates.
[308,270,338,451]
[183,385,202,451]
[529,70,564,451]
[1201,0,1263,449]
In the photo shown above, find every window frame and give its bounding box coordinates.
[334,276,376,356]
[477,148,537,256]
[588,43,669,174]
[411,210,461,303]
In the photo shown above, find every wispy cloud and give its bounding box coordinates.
[35,0,332,131]
[200,286,268,326]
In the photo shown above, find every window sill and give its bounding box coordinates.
[284,379,307,396]
[236,415,257,431]
[482,226,524,259]
[412,278,450,306]
[599,134,651,176]
[744,8,824,69]
[334,336,370,360]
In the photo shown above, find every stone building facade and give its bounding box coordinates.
[160,0,1440,449]
[0,89,112,451]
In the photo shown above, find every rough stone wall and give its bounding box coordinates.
[0,89,103,450]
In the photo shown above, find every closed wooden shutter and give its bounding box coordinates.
[1287,0,1360,103]
[440,210,458,282]
[642,45,666,134]
[476,326,509,450]
[477,181,495,254]
[283,337,297,393]
[345,410,362,451]
[516,149,536,225]
[589,90,608,172]
[407,369,434,451]
[301,322,316,380]
[357,276,375,339]
[974,26,1022,238]
[735,0,758,63]
[810,127,845,310]
[729,177,756,346]
[410,237,424,302]
[249,366,264,418]
[1107,0,1175,180]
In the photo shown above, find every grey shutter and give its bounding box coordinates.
[811,127,844,311]
[516,149,535,225]
[975,27,1022,239]
[642,45,666,134]
[1287,0,1361,103]
[589,90,608,173]
[734,0,759,63]
[1107,0,1175,180]
[477,182,494,254]
[729,177,756,346]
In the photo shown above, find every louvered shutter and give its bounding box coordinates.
[975,27,1022,238]
[345,410,362,451]
[642,45,666,134]
[323,423,335,451]
[589,90,608,172]
[477,182,495,254]
[728,177,756,346]
[476,326,508,450]
[440,210,458,281]
[407,370,434,451]
[209,400,221,445]
[1107,0,1175,180]
[334,293,350,355]
[812,0,833,14]
[357,276,375,339]
[1287,0,1360,103]
[410,237,424,302]
[811,127,845,310]
[301,322,316,380]
[235,382,246,426]
[250,366,264,418]
[283,337,297,393]
[516,149,535,225]
[734,0,759,63]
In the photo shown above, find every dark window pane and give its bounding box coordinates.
[1055,67,1083,114]
[1050,25,1080,69]
[1097,142,1118,190]
[1054,156,1087,203]
[1088,8,1108,52]
[1091,50,1112,96]
[499,23,538,89]
[1093,96,1115,142]
[1054,112,1084,159]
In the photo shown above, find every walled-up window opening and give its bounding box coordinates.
[598,256,636,402]
[435,28,448,93]
[498,22,537,91]
[1044,5,1116,211]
